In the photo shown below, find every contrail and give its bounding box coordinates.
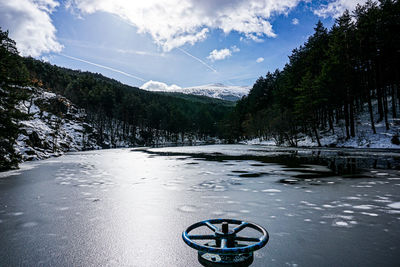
[59,53,146,82]
[177,48,217,73]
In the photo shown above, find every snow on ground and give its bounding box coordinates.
[14,87,102,161]
[388,202,400,209]
[244,100,400,149]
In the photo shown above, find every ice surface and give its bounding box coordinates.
[262,189,282,193]
[1,146,400,266]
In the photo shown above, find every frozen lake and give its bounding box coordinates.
[0,145,399,266]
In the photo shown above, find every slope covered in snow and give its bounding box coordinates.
[11,87,223,164]
[244,99,400,149]
[15,87,102,161]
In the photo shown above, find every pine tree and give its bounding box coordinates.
[0,28,29,170]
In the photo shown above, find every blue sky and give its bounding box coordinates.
[0,0,367,89]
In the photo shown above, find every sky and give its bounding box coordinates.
[0,0,368,90]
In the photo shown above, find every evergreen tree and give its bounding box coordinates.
[0,28,29,170]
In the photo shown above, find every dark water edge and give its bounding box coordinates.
[141,145,400,176]
[4,143,398,174]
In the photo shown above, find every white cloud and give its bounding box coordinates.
[256,57,264,63]
[292,18,299,25]
[0,0,63,57]
[314,0,368,18]
[67,0,302,51]
[141,80,181,92]
[208,48,232,62]
[207,45,240,62]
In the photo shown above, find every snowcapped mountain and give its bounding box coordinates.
[178,83,250,101]
[141,81,251,101]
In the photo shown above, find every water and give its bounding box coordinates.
[0,145,399,266]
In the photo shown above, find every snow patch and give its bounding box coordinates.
[243,98,400,149]
[333,221,349,227]
[262,189,281,193]
[13,87,102,162]
[353,205,375,210]
[388,202,400,209]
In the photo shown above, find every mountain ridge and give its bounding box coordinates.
[143,83,251,101]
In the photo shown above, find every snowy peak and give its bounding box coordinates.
[141,81,250,101]
[179,84,250,101]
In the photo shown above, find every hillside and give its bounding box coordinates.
[244,99,400,149]
[12,86,225,163]
[155,91,235,106]
[14,87,102,161]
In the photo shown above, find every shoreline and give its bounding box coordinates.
[4,142,400,174]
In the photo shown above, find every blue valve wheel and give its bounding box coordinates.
[182,219,269,255]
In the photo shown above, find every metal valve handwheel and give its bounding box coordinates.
[182,219,269,266]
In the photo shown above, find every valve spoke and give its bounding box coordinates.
[235,236,260,242]
[187,235,217,240]
[233,222,248,234]
[205,221,218,232]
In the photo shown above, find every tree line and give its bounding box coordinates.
[229,0,400,146]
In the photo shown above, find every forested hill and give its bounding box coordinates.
[22,57,232,107]
[155,91,235,107]
[22,56,233,141]
[230,0,400,147]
